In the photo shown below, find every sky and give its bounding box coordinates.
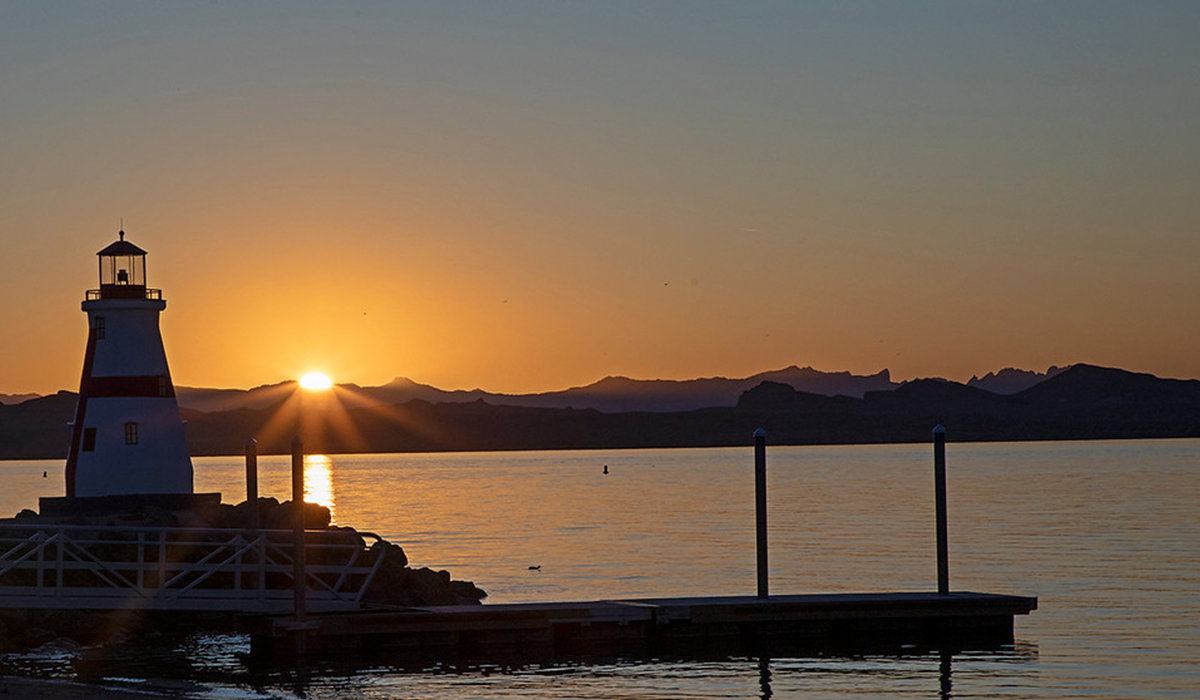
[2,1,1199,396]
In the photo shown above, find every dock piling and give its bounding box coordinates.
[754,428,768,599]
[246,437,263,594]
[245,438,259,531]
[933,425,949,596]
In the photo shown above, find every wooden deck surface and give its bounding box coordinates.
[248,591,1037,663]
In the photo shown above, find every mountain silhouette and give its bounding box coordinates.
[4,364,1197,460]
[173,366,896,415]
[0,392,40,406]
[966,366,1070,394]
[1015,363,1200,405]
[0,391,79,458]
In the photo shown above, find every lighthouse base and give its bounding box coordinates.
[39,493,222,518]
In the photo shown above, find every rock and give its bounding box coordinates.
[260,499,331,530]
[406,567,461,606]
[451,579,488,603]
[369,539,409,569]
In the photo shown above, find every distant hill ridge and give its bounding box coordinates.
[1,365,1075,411]
[185,363,1200,455]
[171,365,899,414]
[738,364,1200,442]
[0,392,40,406]
[966,366,1071,394]
[5,363,1199,460]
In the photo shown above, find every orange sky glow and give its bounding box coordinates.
[2,3,1199,396]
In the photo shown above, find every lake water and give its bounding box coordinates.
[1,438,1198,698]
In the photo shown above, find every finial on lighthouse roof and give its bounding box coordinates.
[119,229,125,241]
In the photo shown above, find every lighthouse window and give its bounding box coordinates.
[95,317,105,340]
[124,422,138,445]
[82,428,96,452]
[158,375,168,397]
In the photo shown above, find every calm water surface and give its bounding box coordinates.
[1,439,1197,698]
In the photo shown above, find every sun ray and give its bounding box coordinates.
[245,377,463,458]
[250,390,302,453]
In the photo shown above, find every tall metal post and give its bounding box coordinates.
[754,428,769,599]
[934,425,950,596]
[245,438,259,531]
[245,438,262,595]
[291,435,308,649]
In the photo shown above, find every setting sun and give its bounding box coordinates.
[299,371,333,391]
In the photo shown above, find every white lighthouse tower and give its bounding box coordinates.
[62,231,194,501]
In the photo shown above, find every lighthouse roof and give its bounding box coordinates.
[97,232,147,257]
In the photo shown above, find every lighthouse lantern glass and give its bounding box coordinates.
[101,252,145,287]
[95,234,152,300]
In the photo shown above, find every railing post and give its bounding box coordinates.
[755,427,769,599]
[934,425,950,596]
[55,527,65,597]
[291,435,308,653]
[157,530,167,592]
[36,530,45,590]
[136,531,145,591]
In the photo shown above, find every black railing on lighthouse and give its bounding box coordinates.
[86,288,162,301]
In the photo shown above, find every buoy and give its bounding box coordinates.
[603,465,608,474]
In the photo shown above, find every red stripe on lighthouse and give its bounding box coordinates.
[64,325,99,499]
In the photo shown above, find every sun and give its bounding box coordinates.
[299,371,333,391]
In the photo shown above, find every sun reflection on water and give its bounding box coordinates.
[304,454,335,520]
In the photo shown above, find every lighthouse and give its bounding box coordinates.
[62,231,194,501]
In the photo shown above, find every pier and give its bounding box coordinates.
[246,591,1037,663]
[245,424,1036,663]
[1,421,1039,662]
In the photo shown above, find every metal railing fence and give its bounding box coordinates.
[0,523,388,612]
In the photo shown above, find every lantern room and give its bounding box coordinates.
[95,230,152,300]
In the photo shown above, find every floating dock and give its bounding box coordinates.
[247,591,1037,663]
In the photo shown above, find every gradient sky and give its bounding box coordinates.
[3,2,1198,396]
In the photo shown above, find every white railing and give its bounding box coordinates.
[0,524,388,613]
